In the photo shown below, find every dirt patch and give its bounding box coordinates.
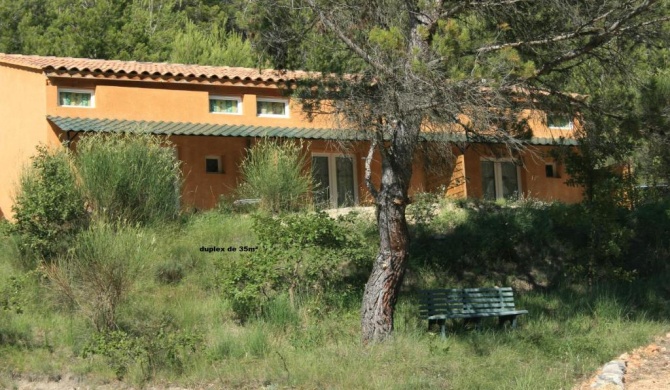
[623,333,670,390]
[576,332,670,390]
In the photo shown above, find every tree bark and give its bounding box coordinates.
[361,122,416,343]
[360,193,410,343]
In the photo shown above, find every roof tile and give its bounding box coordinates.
[47,116,576,145]
[0,53,313,83]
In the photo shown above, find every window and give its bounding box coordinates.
[58,88,94,108]
[312,154,357,208]
[210,96,241,115]
[257,98,289,117]
[545,163,559,178]
[481,160,521,200]
[546,113,573,129]
[205,156,223,174]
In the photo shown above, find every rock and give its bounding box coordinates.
[590,360,626,389]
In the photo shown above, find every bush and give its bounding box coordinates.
[82,326,201,380]
[219,211,374,321]
[407,192,439,237]
[76,130,182,225]
[155,260,185,285]
[44,222,144,331]
[238,138,312,213]
[11,145,87,263]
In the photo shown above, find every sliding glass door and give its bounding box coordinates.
[312,154,357,208]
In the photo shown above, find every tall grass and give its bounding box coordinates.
[238,138,312,213]
[43,222,148,331]
[76,130,182,225]
[2,200,670,388]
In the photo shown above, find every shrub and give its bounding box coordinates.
[76,130,182,225]
[407,192,440,236]
[219,211,374,321]
[82,326,201,380]
[238,138,312,213]
[155,260,185,285]
[44,222,144,331]
[11,145,87,263]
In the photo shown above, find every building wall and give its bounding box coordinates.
[44,77,583,206]
[463,145,582,203]
[170,135,249,210]
[46,79,334,129]
[522,146,583,203]
[445,154,468,198]
[522,109,577,140]
[42,78,357,210]
[0,64,48,220]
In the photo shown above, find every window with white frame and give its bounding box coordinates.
[311,154,357,208]
[210,96,242,114]
[545,163,560,178]
[481,159,522,200]
[546,113,573,129]
[205,156,223,174]
[257,98,289,117]
[58,88,94,108]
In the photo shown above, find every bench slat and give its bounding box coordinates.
[419,287,526,319]
[428,310,528,320]
[463,287,513,292]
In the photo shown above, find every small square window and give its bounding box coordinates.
[257,99,289,117]
[210,96,241,114]
[547,113,573,129]
[205,156,222,173]
[545,163,559,178]
[58,89,94,107]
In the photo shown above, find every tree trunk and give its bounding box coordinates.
[360,194,410,343]
[360,128,414,343]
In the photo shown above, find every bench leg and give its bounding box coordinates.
[498,315,519,328]
[438,319,446,339]
[428,319,448,339]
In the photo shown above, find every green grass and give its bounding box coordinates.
[2,204,670,389]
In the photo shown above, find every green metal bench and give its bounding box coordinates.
[419,287,528,338]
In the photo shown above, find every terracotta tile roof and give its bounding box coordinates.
[0,53,312,83]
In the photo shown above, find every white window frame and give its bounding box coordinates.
[205,155,223,174]
[58,88,95,108]
[312,153,359,208]
[209,95,242,115]
[546,113,574,130]
[481,158,523,200]
[257,97,290,118]
[545,162,559,178]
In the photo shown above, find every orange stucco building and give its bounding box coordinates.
[0,54,582,220]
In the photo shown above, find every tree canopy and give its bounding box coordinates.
[0,0,255,66]
[246,0,670,342]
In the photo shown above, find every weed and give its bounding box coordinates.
[43,222,145,331]
[154,260,185,285]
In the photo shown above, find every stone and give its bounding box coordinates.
[597,372,623,385]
